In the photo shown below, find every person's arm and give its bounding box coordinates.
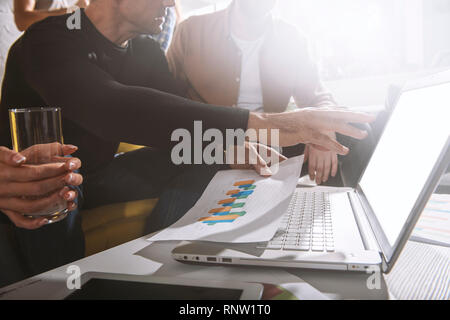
[13,0,89,31]
[20,27,374,157]
[14,0,67,31]
[20,28,249,151]
[0,144,83,230]
[247,109,375,155]
[132,35,183,97]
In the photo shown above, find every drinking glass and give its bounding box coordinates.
[9,107,68,223]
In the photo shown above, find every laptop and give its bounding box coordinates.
[172,71,450,273]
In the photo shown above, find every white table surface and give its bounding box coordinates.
[2,184,449,300]
[0,232,393,300]
[1,231,448,300]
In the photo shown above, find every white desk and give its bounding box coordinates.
[2,187,450,301]
[0,234,391,300]
[3,231,446,300]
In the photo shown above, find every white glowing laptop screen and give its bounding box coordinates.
[359,82,450,246]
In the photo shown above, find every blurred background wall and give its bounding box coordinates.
[0,0,22,93]
[181,0,450,106]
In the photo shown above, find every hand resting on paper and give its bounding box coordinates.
[226,141,287,177]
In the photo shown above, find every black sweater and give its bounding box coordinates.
[0,10,249,174]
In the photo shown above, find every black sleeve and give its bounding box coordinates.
[128,35,184,96]
[18,30,249,150]
[0,129,10,149]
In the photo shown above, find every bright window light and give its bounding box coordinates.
[180,0,450,81]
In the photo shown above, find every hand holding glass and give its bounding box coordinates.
[9,107,70,223]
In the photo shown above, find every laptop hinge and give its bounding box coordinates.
[347,191,382,253]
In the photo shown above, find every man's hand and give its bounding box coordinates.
[0,144,83,230]
[247,107,376,155]
[304,144,338,185]
[226,141,287,177]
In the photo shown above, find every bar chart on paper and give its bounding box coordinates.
[147,156,304,243]
[411,193,450,247]
[198,180,256,225]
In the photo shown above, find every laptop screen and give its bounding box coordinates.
[359,81,450,247]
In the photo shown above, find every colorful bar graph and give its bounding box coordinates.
[231,211,246,216]
[208,207,232,214]
[212,211,232,216]
[199,214,241,222]
[204,212,247,225]
[200,180,256,225]
[234,180,255,187]
[206,220,236,225]
[231,191,254,198]
[218,198,236,205]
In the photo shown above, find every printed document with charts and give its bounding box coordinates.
[147,156,303,243]
[411,193,450,247]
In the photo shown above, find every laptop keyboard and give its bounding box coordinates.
[257,191,335,252]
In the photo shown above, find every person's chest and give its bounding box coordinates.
[87,43,162,89]
[183,33,297,112]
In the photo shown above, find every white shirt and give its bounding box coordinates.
[231,33,265,112]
